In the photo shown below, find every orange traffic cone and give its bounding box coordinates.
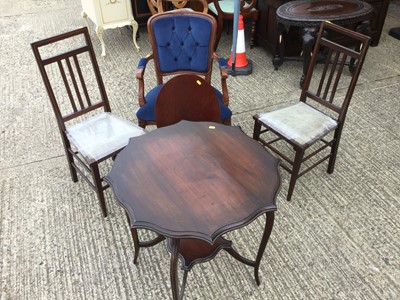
[227,14,253,75]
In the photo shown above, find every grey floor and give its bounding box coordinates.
[1,0,400,299]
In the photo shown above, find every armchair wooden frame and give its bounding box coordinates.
[136,10,231,128]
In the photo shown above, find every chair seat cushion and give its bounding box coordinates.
[136,84,232,122]
[66,112,145,162]
[257,102,338,146]
[208,0,257,15]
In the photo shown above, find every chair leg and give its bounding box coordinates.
[63,136,78,182]
[253,119,262,140]
[287,149,304,201]
[214,15,224,50]
[90,163,108,217]
[65,148,78,182]
[327,128,343,174]
[138,119,146,129]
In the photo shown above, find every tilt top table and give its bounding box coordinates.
[273,0,373,86]
[105,121,281,299]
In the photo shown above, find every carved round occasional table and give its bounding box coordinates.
[105,121,281,299]
[273,0,373,86]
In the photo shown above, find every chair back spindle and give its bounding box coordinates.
[301,22,370,122]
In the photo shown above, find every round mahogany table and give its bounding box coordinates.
[105,121,281,299]
[273,0,373,86]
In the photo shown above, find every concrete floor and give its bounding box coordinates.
[1,0,400,299]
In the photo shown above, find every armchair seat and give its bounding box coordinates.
[67,112,145,163]
[136,84,232,122]
[258,102,337,146]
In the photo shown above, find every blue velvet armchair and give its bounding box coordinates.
[135,10,232,128]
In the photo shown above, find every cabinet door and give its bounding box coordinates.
[100,0,129,24]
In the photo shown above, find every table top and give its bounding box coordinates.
[277,0,373,27]
[105,121,280,243]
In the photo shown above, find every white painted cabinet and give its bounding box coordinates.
[81,0,140,56]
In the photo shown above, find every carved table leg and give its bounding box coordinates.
[254,211,275,285]
[300,27,317,87]
[130,19,140,52]
[272,23,286,70]
[130,227,140,264]
[180,270,189,300]
[126,213,165,264]
[96,25,106,56]
[224,211,275,285]
[170,238,181,300]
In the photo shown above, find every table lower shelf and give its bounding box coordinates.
[167,237,232,271]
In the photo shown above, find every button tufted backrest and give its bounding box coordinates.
[148,10,216,76]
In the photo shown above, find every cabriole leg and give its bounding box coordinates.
[96,26,106,56]
[130,19,140,52]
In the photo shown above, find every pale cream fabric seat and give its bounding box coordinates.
[67,112,145,163]
[258,102,337,147]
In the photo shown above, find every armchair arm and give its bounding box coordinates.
[213,52,229,106]
[136,52,154,107]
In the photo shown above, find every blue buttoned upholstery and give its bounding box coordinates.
[135,10,232,128]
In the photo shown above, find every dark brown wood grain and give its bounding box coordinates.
[255,0,389,57]
[155,74,220,128]
[106,121,280,242]
[106,121,280,299]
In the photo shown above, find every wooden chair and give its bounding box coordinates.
[252,21,371,201]
[147,0,208,14]
[155,74,220,127]
[31,27,145,217]
[208,0,259,50]
[136,10,232,128]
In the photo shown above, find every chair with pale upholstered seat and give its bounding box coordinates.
[253,21,371,201]
[31,27,145,217]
